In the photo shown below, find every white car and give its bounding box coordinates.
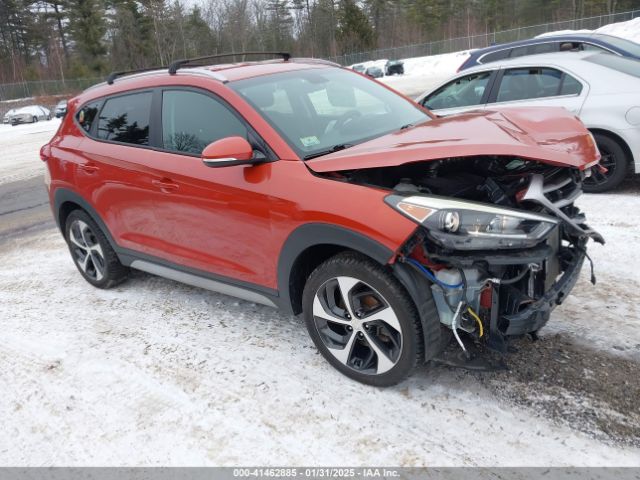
[8,105,51,125]
[416,52,640,192]
[3,108,17,124]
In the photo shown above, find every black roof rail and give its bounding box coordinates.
[168,51,291,75]
[106,65,166,85]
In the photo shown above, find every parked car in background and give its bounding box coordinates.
[43,53,602,386]
[9,105,51,125]
[351,64,366,73]
[3,109,17,124]
[417,52,640,192]
[365,66,384,78]
[458,33,640,71]
[54,99,68,118]
[385,60,404,75]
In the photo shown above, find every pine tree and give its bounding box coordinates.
[66,0,108,74]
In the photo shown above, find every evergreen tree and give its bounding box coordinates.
[66,0,108,74]
[336,0,375,54]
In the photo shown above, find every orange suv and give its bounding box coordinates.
[42,52,603,385]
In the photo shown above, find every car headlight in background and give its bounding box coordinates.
[385,194,558,250]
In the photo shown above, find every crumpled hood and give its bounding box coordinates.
[307,107,600,173]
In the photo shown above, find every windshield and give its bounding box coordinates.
[592,34,640,57]
[230,67,430,159]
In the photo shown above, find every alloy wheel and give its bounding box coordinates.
[312,276,403,375]
[68,219,106,281]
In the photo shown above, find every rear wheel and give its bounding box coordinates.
[65,210,129,289]
[584,134,629,193]
[302,252,423,386]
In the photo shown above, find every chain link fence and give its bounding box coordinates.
[1,9,639,100]
[0,77,101,103]
[329,9,640,66]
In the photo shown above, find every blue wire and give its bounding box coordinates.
[405,257,463,289]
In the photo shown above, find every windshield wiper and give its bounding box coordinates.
[303,143,353,160]
[400,123,414,130]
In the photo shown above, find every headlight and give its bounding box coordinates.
[386,194,558,250]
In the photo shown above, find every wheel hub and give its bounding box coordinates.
[312,276,403,375]
[68,219,106,281]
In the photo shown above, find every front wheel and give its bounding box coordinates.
[583,134,629,193]
[302,252,424,386]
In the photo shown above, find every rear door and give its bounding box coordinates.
[74,90,171,258]
[420,70,497,116]
[487,66,588,114]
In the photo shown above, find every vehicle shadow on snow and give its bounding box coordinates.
[418,334,640,449]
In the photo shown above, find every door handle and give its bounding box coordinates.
[78,163,99,173]
[152,179,179,192]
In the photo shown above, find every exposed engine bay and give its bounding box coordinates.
[325,156,604,358]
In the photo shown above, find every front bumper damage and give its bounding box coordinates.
[501,244,585,336]
[394,169,602,363]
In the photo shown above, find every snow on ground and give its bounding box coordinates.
[0,119,60,185]
[381,51,473,98]
[1,85,640,466]
[1,228,639,466]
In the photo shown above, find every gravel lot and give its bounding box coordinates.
[1,113,639,467]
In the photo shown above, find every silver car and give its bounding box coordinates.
[416,52,640,192]
[8,105,51,125]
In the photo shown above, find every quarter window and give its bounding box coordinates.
[97,92,152,145]
[76,101,101,133]
[162,90,248,155]
[423,71,492,110]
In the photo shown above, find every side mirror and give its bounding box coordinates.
[201,136,255,168]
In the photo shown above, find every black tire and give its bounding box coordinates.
[32,116,38,123]
[583,134,629,193]
[302,252,424,386]
[64,210,129,289]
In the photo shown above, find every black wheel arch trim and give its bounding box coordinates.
[277,223,395,315]
[392,261,449,362]
[54,188,118,249]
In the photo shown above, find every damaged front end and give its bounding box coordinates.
[347,156,602,358]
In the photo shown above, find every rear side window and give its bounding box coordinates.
[97,92,152,145]
[76,101,101,133]
[161,90,247,154]
[496,67,567,102]
[528,42,558,55]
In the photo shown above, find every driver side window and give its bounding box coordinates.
[423,71,492,110]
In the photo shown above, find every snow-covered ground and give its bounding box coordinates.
[1,93,640,466]
[0,119,60,185]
